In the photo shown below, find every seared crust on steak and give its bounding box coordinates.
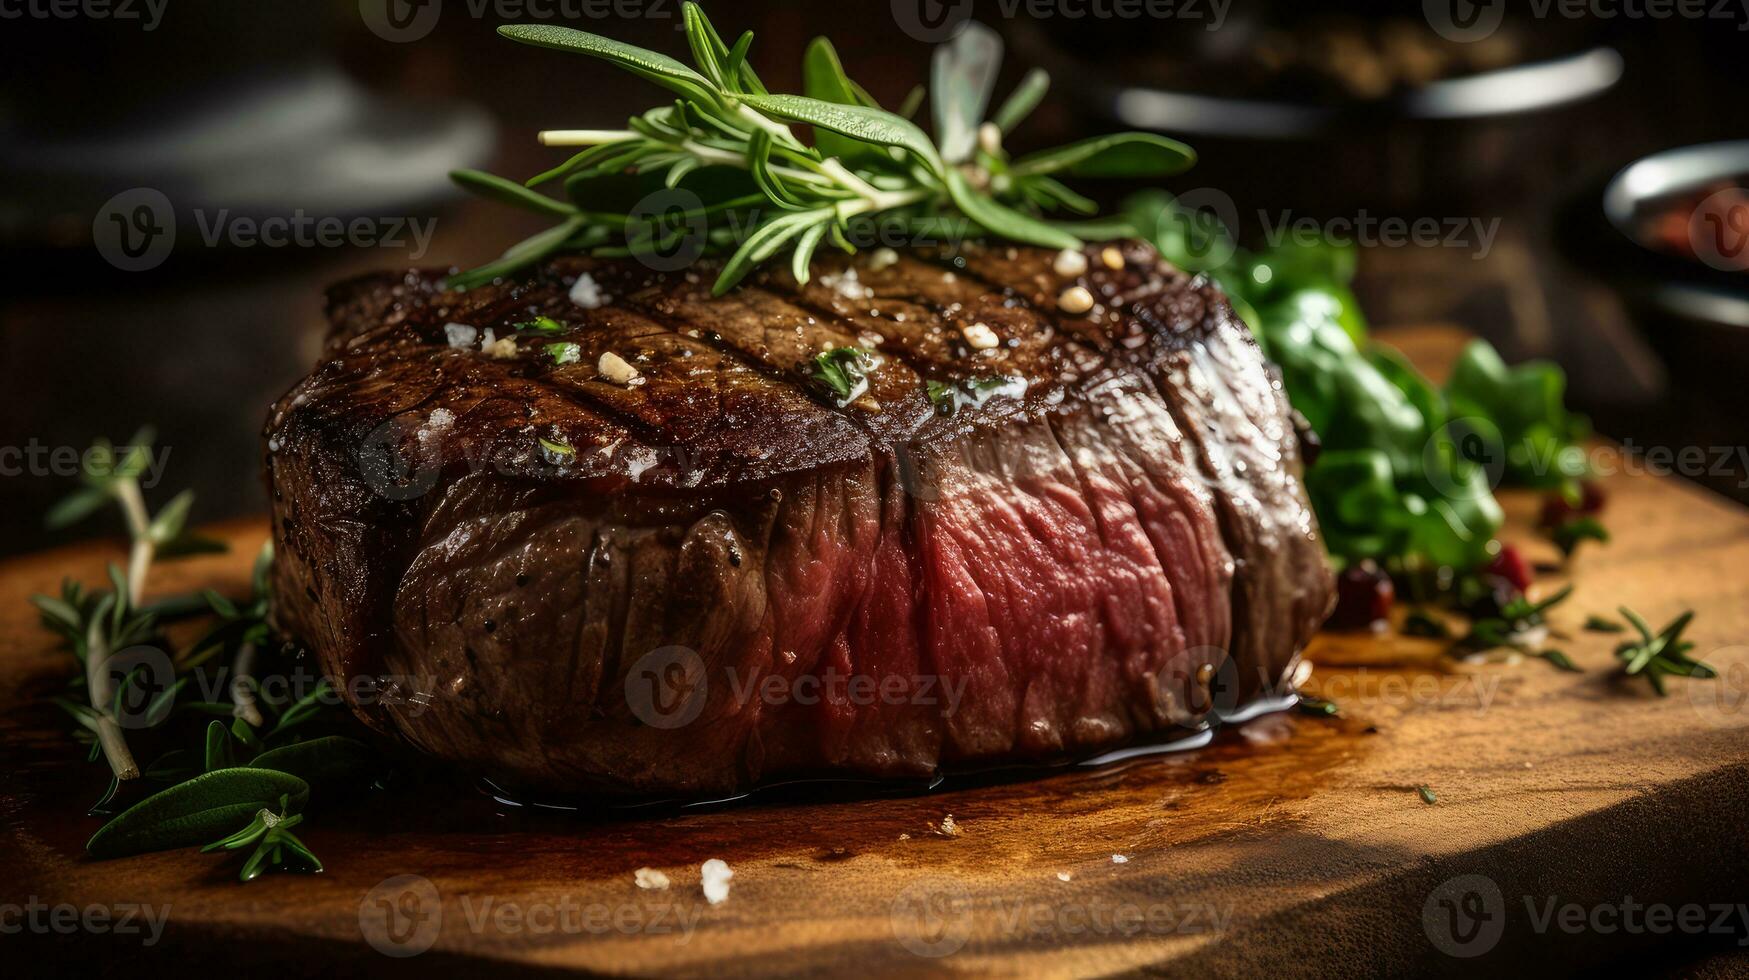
[266,242,1333,796]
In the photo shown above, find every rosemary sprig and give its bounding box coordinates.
[449,4,1192,294]
[33,430,372,883]
[31,431,223,782]
[1614,606,1714,696]
[1450,585,1578,673]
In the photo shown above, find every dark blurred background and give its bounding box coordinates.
[2,0,1746,556]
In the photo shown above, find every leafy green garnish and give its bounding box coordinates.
[549,341,582,365]
[1417,785,1438,805]
[811,347,875,407]
[1452,585,1573,662]
[925,375,1026,416]
[1549,516,1609,558]
[514,316,564,334]
[539,436,577,461]
[1584,615,1625,633]
[1296,695,1340,718]
[86,768,310,859]
[452,7,1177,293]
[1127,190,1591,573]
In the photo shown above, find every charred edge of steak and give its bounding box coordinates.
[265,241,1334,794]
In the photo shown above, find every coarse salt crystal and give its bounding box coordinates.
[960,322,1000,350]
[1058,285,1095,315]
[1052,249,1088,277]
[1111,854,1128,864]
[444,323,478,348]
[569,272,609,309]
[700,859,733,905]
[598,351,640,384]
[484,333,518,359]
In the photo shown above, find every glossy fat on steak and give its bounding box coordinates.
[265,241,1333,796]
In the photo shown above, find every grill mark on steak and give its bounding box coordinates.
[269,242,1332,795]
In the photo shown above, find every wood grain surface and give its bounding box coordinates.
[3,328,1747,977]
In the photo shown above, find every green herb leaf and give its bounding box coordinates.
[451,169,579,218]
[1550,516,1609,558]
[45,487,111,530]
[802,37,880,162]
[810,346,875,407]
[1417,785,1438,805]
[931,21,1003,164]
[944,168,1079,250]
[1539,649,1582,673]
[250,736,374,789]
[1584,615,1625,633]
[497,23,722,107]
[514,316,565,333]
[86,768,310,859]
[991,68,1050,133]
[738,93,943,176]
[1012,132,1196,179]
[205,719,237,772]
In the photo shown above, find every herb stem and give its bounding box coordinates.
[732,103,804,149]
[230,641,265,727]
[114,479,152,609]
[84,615,141,781]
[538,129,640,146]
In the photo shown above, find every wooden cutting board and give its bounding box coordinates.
[4,328,1747,977]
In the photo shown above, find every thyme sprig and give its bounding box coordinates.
[450,4,1191,294]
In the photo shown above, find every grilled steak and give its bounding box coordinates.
[265,241,1333,797]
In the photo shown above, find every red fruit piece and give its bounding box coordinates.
[1540,481,1606,527]
[1485,543,1533,594]
[1328,560,1394,631]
